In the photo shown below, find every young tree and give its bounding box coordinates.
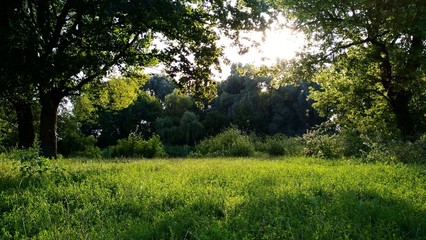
[274,0,426,139]
[1,0,272,157]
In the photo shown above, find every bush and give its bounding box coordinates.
[195,128,255,157]
[71,145,102,159]
[362,134,426,164]
[164,145,193,157]
[302,122,343,159]
[66,135,102,158]
[396,135,426,164]
[108,133,166,158]
[9,146,65,186]
[57,114,101,157]
[258,134,304,157]
[303,121,426,163]
[303,122,368,159]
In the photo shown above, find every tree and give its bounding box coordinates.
[275,0,426,139]
[309,49,400,139]
[69,74,161,148]
[0,0,37,148]
[155,89,204,145]
[143,75,176,102]
[209,64,324,136]
[1,0,272,157]
[179,111,205,145]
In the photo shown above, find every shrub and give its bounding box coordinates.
[164,145,193,157]
[362,134,426,164]
[303,122,368,159]
[71,145,102,159]
[57,114,101,157]
[360,137,397,163]
[10,147,50,177]
[9,146,64,186]
[195,128,255,157]
[258,134,304,157]
[108,133,166,158]
[302,122,344,159]
[67,135,102,158]
[396,135,426,164]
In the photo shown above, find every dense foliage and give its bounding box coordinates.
[0,0,272,157]
[107,133,166,159]
[195,128,255,157]
[1,1,426,239]
[0,0,424,162]
[271,0,426,140]
[45,68,323,158]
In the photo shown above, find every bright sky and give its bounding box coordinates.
[145,26,306,81]
[213,27,305,79]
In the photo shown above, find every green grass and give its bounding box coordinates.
[1,157,426,239]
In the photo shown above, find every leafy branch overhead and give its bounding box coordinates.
[268,0,426,139]
[0,0,273,157]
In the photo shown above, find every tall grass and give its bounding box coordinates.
[1,157,425,239]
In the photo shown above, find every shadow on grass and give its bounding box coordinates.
[120,188,425,239]
[1,161,425,239]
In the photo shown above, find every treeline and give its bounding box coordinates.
[2,62,426,163]
[0,64,321,157]
[54,65,324,158]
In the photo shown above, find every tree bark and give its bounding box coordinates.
[12,100,35,148]
[374,42,416,140]
[39,91,61,158]
[388,91,415,140]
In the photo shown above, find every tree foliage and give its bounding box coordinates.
[310,49,398,139]
[0,0,273,157]
[273,0,426,139]
[71,75,162,148]
[208,65,324,136]
[155,89,205,146]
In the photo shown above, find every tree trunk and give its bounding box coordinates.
[12,100,35,148]
[388,91,415,140]
[39,92,61,158]
[376,45,416,141]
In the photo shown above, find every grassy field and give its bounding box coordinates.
[1,157,426,239]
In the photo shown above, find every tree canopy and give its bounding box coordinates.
[2,0,425,158]
[273,0,426,139]
[0,0,272,157]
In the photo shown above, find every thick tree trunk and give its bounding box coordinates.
[388,91,415,140]
[39,92,61,158]
[12,100,35,148]
[376,44,417,141]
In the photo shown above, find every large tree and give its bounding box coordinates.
[0,0,37,148]
[0,0,271,157]
[274,0,426,139]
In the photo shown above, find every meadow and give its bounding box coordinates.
[1,157,425,239]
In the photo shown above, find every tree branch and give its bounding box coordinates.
[47,0,78,56]
[62,33,142,97]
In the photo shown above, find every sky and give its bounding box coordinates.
[213,27,305,80]
[144,26,306,81]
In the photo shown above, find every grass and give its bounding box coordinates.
[1,157,426,239]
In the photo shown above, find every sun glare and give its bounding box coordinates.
[215,27,305,80]
[145,25,306,80]
[260,28,305,63]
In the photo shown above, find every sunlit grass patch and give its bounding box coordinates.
[0,157,425,239]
